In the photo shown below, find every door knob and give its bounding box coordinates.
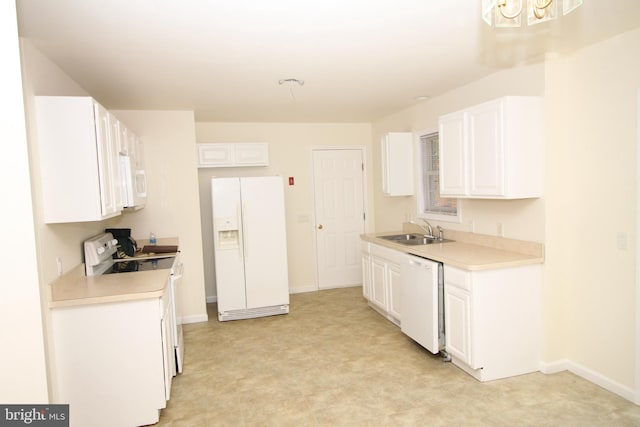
[317,224,323,230]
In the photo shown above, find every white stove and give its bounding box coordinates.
[84,232,176,276]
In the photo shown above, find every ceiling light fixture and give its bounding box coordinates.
[482,0,582,27]
[278,78,305,102]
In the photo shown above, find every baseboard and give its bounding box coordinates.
[318,283,361,291]
[289,285,317,294]
[540,359,637,403]
[539,359,570,374]
[181,314,209,324]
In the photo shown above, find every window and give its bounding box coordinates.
[417,132,460,222]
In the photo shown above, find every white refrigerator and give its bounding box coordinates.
[212,176,290,321]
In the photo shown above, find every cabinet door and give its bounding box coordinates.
[94,103,119,216]
[370,256,388,311]
[234,143,269,166]
[361,247,372,300]
[381,132,414,196]
[198,143,234,167]
[108,113,124,211]
[468,99,504,196]
[387,263,402,321]
[133,133,146,170]
[444,284,472,366]
[438,111,467,196]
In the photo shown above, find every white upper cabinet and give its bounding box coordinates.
[197,142,269,168]
[121,127,147,210]
[35,96,123,223]
[439,96,542,199]
[381,132,414,196]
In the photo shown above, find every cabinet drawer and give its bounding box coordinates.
[371,243,404,264]
[444,265,471,291]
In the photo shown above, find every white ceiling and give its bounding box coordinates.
[16,0,640,122]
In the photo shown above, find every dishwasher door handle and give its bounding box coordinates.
[408,259,432,270]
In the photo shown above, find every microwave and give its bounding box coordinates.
[120,155,147,210]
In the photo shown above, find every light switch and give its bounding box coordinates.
[617,232,628,250]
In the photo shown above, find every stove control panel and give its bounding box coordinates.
[84,233,118,275]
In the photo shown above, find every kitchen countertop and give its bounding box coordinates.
[361,228,544,271]
[48,264,172,308]
[49,237,179,308]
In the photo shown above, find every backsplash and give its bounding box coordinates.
[402,222,544,258]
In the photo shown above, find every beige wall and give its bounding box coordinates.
[544,28,640,393]
[195,122,373,298]
[370,30,640,395]
[111,110,208,323]
[0,3,48,403]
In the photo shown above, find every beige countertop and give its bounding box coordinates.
[49,237,179,308]
[361,227,544,271]
[49,264,172,308]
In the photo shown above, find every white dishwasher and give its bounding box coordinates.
[400,254,444,354]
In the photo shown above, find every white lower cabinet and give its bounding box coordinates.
[362,237,541,382]
[362,242,404,324]
[50,278,175,427]
[444,264,541,381]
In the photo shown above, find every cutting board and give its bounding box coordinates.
[140,245,178,254]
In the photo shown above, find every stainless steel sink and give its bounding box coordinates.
[379,233,454,246]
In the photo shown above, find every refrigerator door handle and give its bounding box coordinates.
[237,203,243,261]
[242,203,248,260]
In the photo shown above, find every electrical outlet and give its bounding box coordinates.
[56,257,63,276]
[617,232,628,250]
[497,222,504,237]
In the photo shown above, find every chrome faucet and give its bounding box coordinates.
[410,219,435,238]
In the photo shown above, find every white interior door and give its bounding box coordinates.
[313,149,366,289]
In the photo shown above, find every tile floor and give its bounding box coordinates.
[157,287,640,426]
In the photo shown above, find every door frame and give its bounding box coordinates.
[310,146,369,290]
[635,88,640,405]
